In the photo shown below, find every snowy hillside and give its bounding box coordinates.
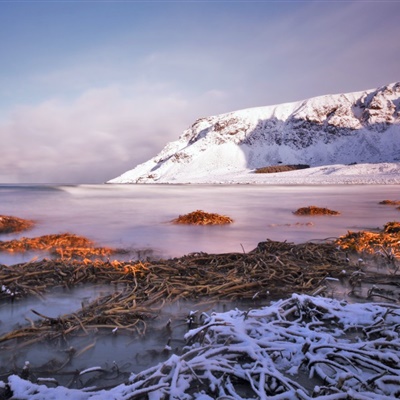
[109,82,400,184]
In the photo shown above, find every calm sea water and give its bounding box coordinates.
[0,184,399,264]
[1,184,399,382]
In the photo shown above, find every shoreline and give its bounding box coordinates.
[109,163,400,185]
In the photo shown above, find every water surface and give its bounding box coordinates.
[1,183,399,386]
[0,184,399,263]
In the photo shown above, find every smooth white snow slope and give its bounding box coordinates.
[109,82,400,184]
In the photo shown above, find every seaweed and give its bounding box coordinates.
[172,210,233,225]
[293,206,340,216]
[0,215,34,234]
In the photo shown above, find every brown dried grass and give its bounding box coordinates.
[172,210,233,225]
[293,206,340,216]
[255,164,310,174]
[0,215,34,234]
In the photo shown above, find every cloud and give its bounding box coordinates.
[1,0,399,183]
[0,84,229,183]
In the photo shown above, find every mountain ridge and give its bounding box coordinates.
[109,82,400,184]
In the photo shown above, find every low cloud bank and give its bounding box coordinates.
[0,86,226,183]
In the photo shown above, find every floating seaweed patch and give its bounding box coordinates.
[293,206,340,216]
[384,221,400,233]
[336,221,400,257]
[172,210,233,225]
[0,233,114,260]
[0,215,34,234]
[379,199,400,205]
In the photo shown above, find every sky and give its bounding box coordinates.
[0,0,399,184]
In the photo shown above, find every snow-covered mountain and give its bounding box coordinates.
[109,82,400,184]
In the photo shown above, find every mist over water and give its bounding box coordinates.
[0,284,122,336]
[0,184,399,263]
[1,184,399,384]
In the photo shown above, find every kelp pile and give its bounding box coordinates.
[172,210,233,225]
[1,240,354,302]
[0,215,34,234]
[1,217,400,398]
[0,240,357,346]
[1,219,399,348]
[0,277,155,346]
[379,199,400,212]
[0,233,114,259]
[0,259,145,300]
[335,221,400,258]
[294,206,340,216]
[379,199,400,206]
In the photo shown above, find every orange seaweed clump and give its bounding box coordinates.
[335,221,400,256]
[293,206,340,216]
[55,246,113,259]
[379,200,400,206]
[0,233,114,259]
[0,215,34,234]
[172,210,233,225]
[384,221,400,234]
[110,260,149,274]
[0,233,93,252]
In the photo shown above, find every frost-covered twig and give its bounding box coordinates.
[3,294,400,400]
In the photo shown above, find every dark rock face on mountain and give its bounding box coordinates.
[109,82,400,183]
